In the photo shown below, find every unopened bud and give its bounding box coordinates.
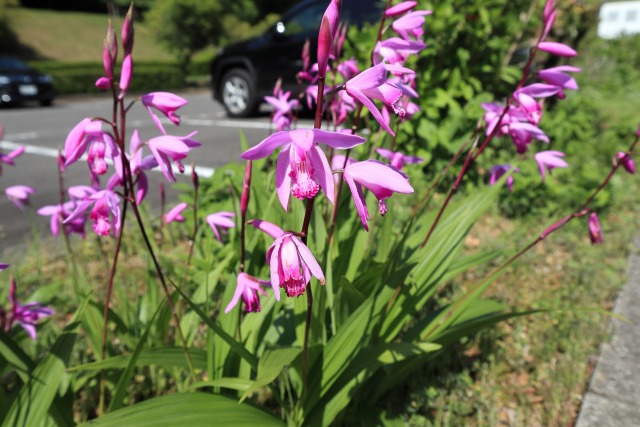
[240,160,252,218]
[191,164,199,190]
[122,3,135,55]
[118,54,133,99]
[103,20,117,79]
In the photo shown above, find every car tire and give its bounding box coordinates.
[40,99,53,107]
[220,68,257,118]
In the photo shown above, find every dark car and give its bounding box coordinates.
[210,0,381,117]
[0,57,55,107]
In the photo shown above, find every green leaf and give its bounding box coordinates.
[240,347,301,402]
[80,393,283,426]
[109,302,164,412]
[69,347,208,372]
[2,298,87,427]
[173,284,259,370]
[189,378,253,392]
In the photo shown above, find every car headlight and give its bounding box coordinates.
[38,74,53,83]
[0,76,9,85]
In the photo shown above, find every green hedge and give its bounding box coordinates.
[26,59,210,95]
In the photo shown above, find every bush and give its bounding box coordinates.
[28,60,185,95]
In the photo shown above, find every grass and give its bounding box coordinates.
[2,5,216,63]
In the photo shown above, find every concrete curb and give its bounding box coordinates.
[575,238,640,426]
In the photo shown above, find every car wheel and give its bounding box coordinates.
[40,99,53,107]
[220,68,257,118]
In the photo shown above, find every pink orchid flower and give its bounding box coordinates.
[588,212,603,244]
[0,146,26,166]
[537,66,581,99]
[5,185,35,209]
[64,118,119,175]
[534,150,568,181]
[141,92,188,134]
[376,148,423,170]
[343,160,414,231]
[224,272,269,313]
[206,211,236,241]
[0,264,8,270]
[265,89,298,132]
[5,278,54,340]
[373,38,426,66]
[391,9,432,42]
[509,122,549,154]
[241,128,365,211]
[164,202,188,223]
[488,164,518,191]
[344,63,415,136]
[38,201,87,238]
[147,132,201,182]
[615,152,635,174]
[250,219,325,299]
[64,190,121,237]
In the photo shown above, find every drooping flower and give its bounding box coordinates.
[488,164,518,191]
[615,152,635,174]
[147,132,201,182]
[224,272,269,313]
[5,185,35,209]
[164,202,188,223]
[376,148,423,170]
[342,160,414,231]
[344,63,415,135]
[250,219,325,299]
[206,211,235,241]
[241,128,365,210]
[141,92,188,134]
[6,278,54,340]
[588,212,603,244]
[534,150,568,181]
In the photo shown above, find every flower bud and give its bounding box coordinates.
[122,3,135,55]
[118,54,133,99]
[240,160,252,218]
[103,20,117,79]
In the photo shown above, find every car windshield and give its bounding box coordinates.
[0,58,30,70]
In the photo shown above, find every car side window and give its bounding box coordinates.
[279,4,326,36]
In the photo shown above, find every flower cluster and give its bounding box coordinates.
[227,0,430,312]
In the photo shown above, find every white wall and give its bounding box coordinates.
[598,1,640,39]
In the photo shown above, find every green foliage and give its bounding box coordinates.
[28,60,186,95]
[146,0,224,77]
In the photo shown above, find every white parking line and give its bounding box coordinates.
[0,140,215,178]
[4,132,39,141]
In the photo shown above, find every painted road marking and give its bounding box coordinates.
[0,140,215,178]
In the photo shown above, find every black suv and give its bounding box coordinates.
[210,0,381,117]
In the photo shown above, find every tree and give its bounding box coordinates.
[146,0,224,79]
